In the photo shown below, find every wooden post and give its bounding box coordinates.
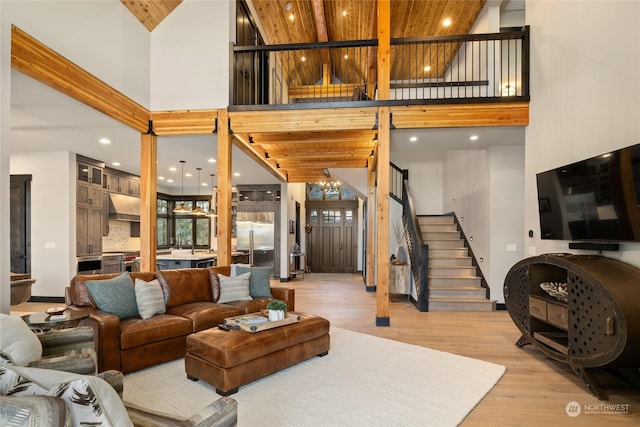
[375,0,391,326]
[139,132,157,272]
[217,109,232,266]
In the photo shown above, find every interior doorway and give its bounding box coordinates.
[10,175,31,274]
[305,201,358,273]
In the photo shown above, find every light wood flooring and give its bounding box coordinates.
[13,273,640,425]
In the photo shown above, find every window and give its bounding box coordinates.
[323,210,341,223]
[306,183,356,200]
[156,195,212,249]
[157,197,170,246]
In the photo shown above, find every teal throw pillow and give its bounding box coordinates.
[235,266,272,298]
[86,273,139,319]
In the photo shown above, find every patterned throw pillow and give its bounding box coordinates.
[3,366,133,427]
[85,273,139,319]
[134,279,166,320]
[235,266,273,298]
[217,273,252,304]
[0,313,43,366]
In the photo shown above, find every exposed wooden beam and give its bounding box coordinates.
[376,0,390,101]
[390,103,530,128]
[151,109,218,135]
[11,25,149,132]
[229,108,378,133]
[278,158,367,168]
[310,0,330,65]
[268,148,373,159]
[250,130,376,144]
[232,134,288,182]
[366,157,376,288]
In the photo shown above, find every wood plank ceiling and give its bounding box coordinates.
[121,0,487,184]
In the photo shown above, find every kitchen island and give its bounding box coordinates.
[155,251,249,269]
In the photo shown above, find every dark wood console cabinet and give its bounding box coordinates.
[504,254,640,399]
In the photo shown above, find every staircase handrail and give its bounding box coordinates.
[401,179,429,312]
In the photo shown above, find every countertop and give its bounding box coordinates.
[155,251,248,261]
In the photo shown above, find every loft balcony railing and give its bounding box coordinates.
[230,26,529,109]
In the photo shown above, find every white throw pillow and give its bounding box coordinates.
[6,366,133,427]
[134,279,166,320]
[218,272,253,304]
[0,313,42,366]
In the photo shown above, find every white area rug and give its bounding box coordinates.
[124,328,505,426]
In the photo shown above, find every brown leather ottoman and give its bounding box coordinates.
[185,312,330,395]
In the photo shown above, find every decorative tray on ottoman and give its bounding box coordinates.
[223,312,300,332]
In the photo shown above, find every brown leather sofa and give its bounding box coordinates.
[65,266,294,374]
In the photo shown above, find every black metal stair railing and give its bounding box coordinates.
[391,163,428,312]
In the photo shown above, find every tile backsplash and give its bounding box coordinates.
[102,220,140,252]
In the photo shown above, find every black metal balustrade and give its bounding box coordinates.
[230,27,529,109]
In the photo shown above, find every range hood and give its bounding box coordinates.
[109,193,140,222]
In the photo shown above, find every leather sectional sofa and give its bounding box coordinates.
[66,266,294,373]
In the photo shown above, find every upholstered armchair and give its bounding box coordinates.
[0,314,97,376]
[0,366,238,427]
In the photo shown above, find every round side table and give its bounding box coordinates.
[21,309,89,331]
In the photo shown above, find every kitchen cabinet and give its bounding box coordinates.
[106,172,140,197]
[77,204,102,256]
[102,254,123,274]
[77,182,104,209]
[77,161,103,187]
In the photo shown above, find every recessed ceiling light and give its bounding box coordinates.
[289,13,294,21]
[99,138,111,144]
[424,65,431,72]
[285,1,292,11]
[301,56,306,62]
[185,173,192,177]
[169,166,177,172]
[470,135,479,141]
[111,162,120,166]
[234,172,241,177]
[342,10,347,17]
[158,176,165,180]
[409,136,418,142]
[344,54,348,59]
[443,18,452,27]
[166,179,174,183]
[602,153,612,158]
[208,158,216,163]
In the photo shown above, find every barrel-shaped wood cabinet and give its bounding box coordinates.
[504,254,640,399]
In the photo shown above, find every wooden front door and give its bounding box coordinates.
[10,175,31,274]
[306,201,357,273]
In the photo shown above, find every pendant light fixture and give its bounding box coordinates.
[192,167,207,216]
[173,160,191,214]
[206,173,218,217]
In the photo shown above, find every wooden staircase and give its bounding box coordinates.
[418,215,496,312]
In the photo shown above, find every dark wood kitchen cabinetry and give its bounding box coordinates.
[76,195,103,257]
[76,157,105,257]
[105,171,140,197]
[504,254,640,400]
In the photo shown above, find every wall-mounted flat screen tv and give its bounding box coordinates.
[536,143,640,242]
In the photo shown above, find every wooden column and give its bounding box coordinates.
[366,158,376,290]
[216,109,232,266]
[139,132,157,272]
[375,0,391,326]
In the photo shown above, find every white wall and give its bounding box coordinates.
[10,151,75,298]
[525,0,640,267]
[488,145,525,303]
[391,150,444,214]
[3,0,150,106]
[150,0,232,110]
[280,182,306,280]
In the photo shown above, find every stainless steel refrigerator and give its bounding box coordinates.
[236,211,275,275]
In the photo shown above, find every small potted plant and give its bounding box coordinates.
[266,299,287,321]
